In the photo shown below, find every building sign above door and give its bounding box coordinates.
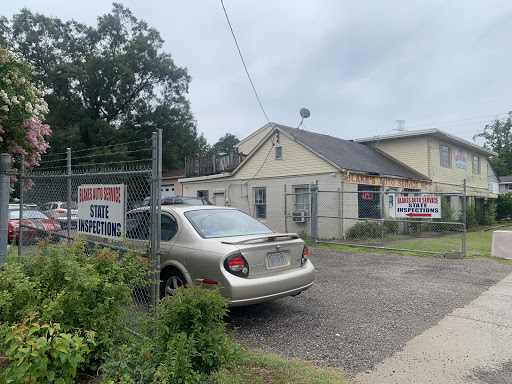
[345,174,430,190]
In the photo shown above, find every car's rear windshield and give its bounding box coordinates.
[61,202,78,209]
[9,210,49,220]
[182,198,212,205]
[185,209,274,238]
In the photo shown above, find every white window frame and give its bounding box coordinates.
[293,185,310,213]
[473,155,480,174]
[197,190,209,200]
[254,187,266,219]
[275,146,283,160]
[441,145,451,168]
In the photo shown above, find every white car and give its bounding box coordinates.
[126,205,315,306]
[40,201,78,229]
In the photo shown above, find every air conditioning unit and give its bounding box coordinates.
[292,211,307,223]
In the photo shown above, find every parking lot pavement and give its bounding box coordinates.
[356,273,512,384]
[227,247,512,381]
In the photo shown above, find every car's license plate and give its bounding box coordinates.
[268,252,285,268]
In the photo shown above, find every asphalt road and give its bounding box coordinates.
[226,247,512,381]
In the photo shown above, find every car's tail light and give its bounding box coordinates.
[56,209,66,214]
[301,246,309,266]
[224,254,249,277]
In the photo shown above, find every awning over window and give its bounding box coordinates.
[436,186,498,199]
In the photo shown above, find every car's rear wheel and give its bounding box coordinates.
[160,267,187,298]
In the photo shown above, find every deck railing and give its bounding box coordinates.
[185,152,246,177]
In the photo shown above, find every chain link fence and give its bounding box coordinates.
[285,182,466,256]
[14,131,162,333]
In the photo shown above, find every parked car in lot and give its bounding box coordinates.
[8,203,39,210]
[40,201,78,228]
[126,205,315,306]
[140,196,213,207]
[8,209,62,243]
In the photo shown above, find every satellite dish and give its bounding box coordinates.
[300,108,310,119]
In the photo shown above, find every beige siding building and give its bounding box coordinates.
[181,123,430,234]
[355,129,497,224]
[161,168,185,197]
[355,129,497,198]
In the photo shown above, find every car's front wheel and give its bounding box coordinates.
[160,267,187,298]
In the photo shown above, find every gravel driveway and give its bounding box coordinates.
[227,247,512,380]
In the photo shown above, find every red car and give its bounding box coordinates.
[8,209,62,244]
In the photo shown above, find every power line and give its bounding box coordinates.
[405,113,506,130]
[406,95,512,123]
[220,0,270,124]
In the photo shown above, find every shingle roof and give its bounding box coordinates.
[163,168,185,178]
[277,125,429,181]
[499,176,512,183]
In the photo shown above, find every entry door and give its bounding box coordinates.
[213,192,225,206]
[358,185,381,219]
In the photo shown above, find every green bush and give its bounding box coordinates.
[496,193,512,221]
[440,195,456,222]
[483,199,497,226]
[1,313,95,383]
[101,285,242,383]
[383,218,399,235]
[462,205,478,229]
[346,221,381,240]
[0,240,151,370]
[428,195,457,232]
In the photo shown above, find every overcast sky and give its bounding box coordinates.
[3,1,512,147]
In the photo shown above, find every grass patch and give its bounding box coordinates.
[3,348,355,383]
[308,225,512,260]
[306,239,439,257]
[217,349,352,384]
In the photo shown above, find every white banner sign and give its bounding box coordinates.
[395,195,442,219]
[455,149,467,171]
[77,184,126,240]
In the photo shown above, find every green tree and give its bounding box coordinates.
[212,133,240,154]
[0,48,51,189]
[1,4,203,171]
[473,112,512,176]
[496,193,512,221]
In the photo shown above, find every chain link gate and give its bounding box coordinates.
[17,131,162,333]
[286,181,467,256]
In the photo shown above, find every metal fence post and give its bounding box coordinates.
[18,156,24,255]
[284,184,288,233]
[0,153,11,265]
[66,148,72,237]
[310,182,318,240]
[150,131,160,308]
[463,179,467,257]
[156,129,162,301]
[341,180,345,238]
[381,180,385,247]
[337,188,342,239]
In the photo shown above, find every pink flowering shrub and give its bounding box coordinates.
[0,48,51,190]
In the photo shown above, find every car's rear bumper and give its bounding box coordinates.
[220,261,315,307]
[55,217,78,228]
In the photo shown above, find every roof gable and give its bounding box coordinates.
[354,129,496,157]
[276,125,429,180]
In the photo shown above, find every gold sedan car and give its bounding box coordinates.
[126,205,315,306]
